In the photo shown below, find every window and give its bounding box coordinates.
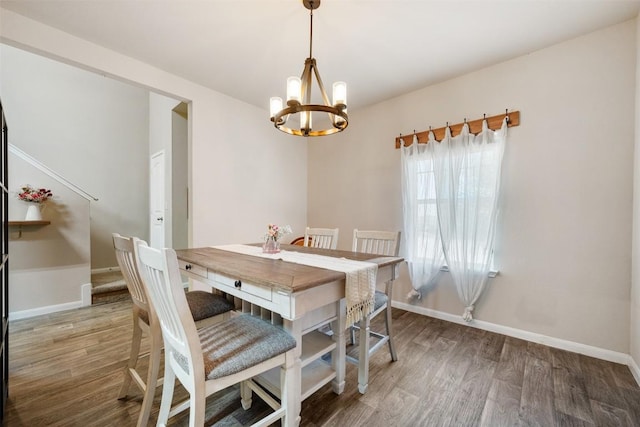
[400,120,507,320]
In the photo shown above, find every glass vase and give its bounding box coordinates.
[263,237,280,254]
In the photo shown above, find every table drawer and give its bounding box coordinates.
[213,273,272,302]
[178,260,207,279]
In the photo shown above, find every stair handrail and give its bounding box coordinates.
[9,143,99,201]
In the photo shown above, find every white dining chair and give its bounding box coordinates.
[349,230,401,379]
[113,233,234,427]
[303,227,339,249]
[134,239,297,427]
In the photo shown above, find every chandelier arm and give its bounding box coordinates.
[311,61,332,107]
[301,59,315,133]
[301,59,314,104]
[310,61,336,125]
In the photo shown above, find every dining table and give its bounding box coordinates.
[175,243,403,426]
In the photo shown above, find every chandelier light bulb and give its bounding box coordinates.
[270,97,283,119]
[302,111,312,133]
[287,77,302,104]
[332,81,347,107]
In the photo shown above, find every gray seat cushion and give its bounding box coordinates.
[185,291,234,321]
[198,314,296,380]
[138,291,233,324]
[374,290,388,311]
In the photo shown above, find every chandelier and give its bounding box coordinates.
[269,0,348,137]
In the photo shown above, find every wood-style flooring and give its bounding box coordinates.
[4,299,640,426]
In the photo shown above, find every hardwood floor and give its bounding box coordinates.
[4,300,640,426]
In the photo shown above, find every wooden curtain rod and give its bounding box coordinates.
[394,110,520,149]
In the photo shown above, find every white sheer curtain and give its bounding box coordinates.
[401,119,507,320]
[401,134,445,294]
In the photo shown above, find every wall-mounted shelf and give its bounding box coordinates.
[8,220,51,238]
[9,220,50,226]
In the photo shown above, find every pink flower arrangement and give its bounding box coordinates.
[17,185,53,204]
[264,223,292,242]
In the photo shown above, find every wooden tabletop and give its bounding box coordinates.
[175,244,403,293]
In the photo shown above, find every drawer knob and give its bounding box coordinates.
[234,280,242,288]
[185,264,192,270]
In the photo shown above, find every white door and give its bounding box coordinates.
[150,150,165,248]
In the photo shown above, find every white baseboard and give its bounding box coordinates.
[629,355,640,385]
[91,266,121,274]
[393,301,631,366]
[10,282,93,321]
[9,300,85,321]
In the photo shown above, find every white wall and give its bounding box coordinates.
[0,8,308,252]
[309,20,636,355]
[632,17,640,373]
[0,40,151,316]
[7,153,91,316]
[172,106,189,250]
[188,93,308,247]
[0,43,150,268]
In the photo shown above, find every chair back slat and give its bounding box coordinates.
[352,229,401,256]
[135,240,201,378]
[304,227,339,249]
[112,233,149,311]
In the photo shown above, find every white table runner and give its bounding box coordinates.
[213,244,377,326]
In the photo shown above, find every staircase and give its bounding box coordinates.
[91,270,130,304]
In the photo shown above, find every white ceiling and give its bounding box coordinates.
[2,0,639,110]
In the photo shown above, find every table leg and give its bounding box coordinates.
[283,318,302,427]
[357,314,371,394]
[331,299,346,394]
